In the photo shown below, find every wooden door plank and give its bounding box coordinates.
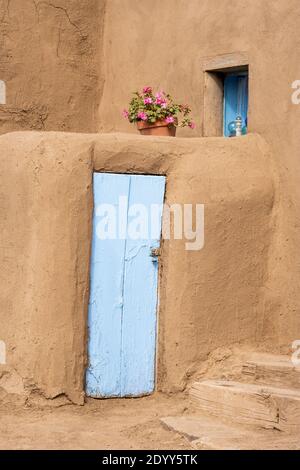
[86,173,130,397]
[120,175,166,396]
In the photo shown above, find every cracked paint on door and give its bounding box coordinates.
[86,173,166,397]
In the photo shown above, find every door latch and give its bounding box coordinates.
[150,247,161,259]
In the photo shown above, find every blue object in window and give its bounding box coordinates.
[223,74,248,137]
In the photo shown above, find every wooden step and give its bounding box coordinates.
[241,353,300,389]
[190,380,300,431]
[161,415,300,450]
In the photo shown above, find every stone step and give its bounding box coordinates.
[161,415,300,450]
[241,352,300,389]
[190,379,300,431]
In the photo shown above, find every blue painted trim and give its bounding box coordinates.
[224,74,248,137]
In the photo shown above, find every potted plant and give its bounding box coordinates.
[122,87,195,137]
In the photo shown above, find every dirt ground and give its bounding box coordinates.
[0,393,192,450]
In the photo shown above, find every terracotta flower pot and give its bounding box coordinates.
[137,119,176,137]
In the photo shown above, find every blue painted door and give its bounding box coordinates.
[86,173,166,397]
[223,74,248,136]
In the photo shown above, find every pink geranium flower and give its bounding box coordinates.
[155,92,167,107]
[137,111,148,121]
[165,116,175,124]
[124,88,195,130]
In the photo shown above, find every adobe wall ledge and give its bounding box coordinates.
[0,131,277,405]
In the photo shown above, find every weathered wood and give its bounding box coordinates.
[202,52,249,73]
[161,415,300,450]
[190,380,300,431]
[86,173,129,397]
[86,173,165,398]
[121,175,165,396]
[242,353,300,389]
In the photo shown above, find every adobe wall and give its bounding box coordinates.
[100,0,300,354]
[0,0,105,134]
[0,131,275,404]
[0,0,297,403]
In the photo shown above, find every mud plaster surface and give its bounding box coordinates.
[0,393,299,450]
[0,394,192,450]
[100,0,300,361]
[0,131,277,405]
[1,0,300,362]
[0,0,104,134]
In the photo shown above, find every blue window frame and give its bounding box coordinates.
[223,73,248,137]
